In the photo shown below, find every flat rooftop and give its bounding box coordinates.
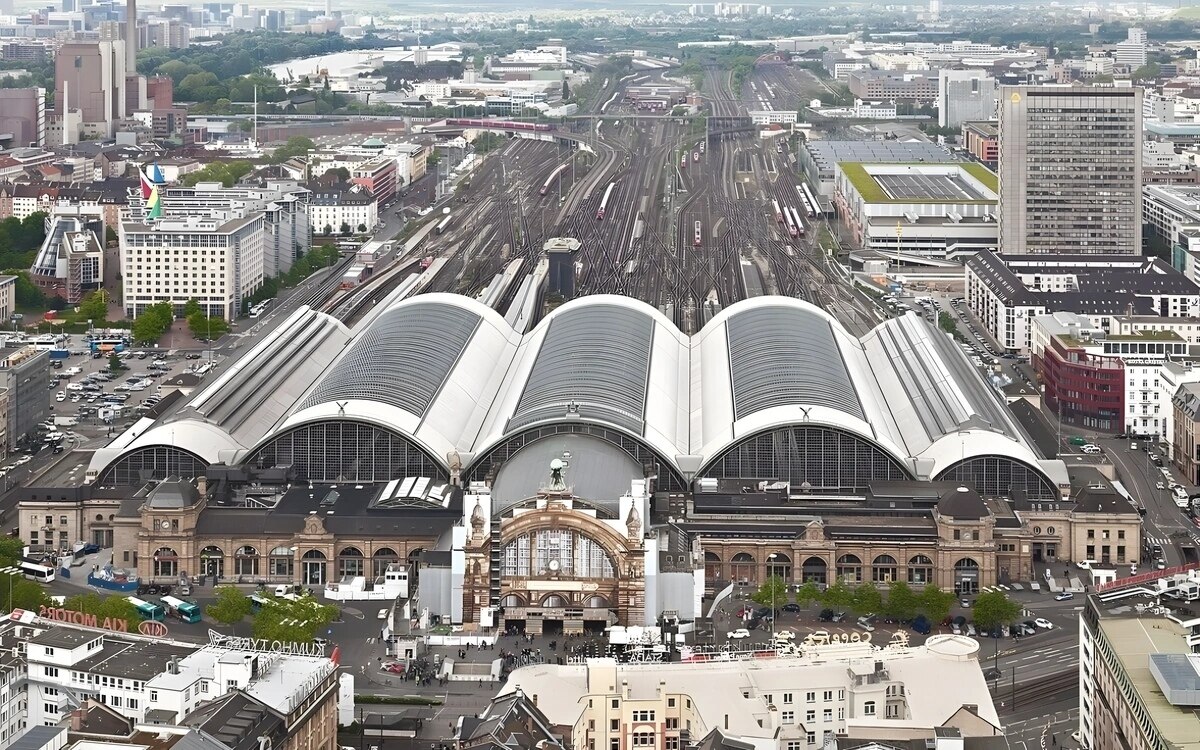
[1096,616,1200,748]
[840,162,998,203]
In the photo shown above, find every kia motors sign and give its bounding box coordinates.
[138,620,169,637]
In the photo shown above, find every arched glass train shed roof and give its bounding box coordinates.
[89,293,1067,497]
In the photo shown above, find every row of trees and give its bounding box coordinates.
[751,577,1022,631]
[207,585,339,643]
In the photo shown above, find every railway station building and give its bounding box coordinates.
[32,294,1091,628]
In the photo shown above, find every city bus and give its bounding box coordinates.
[126,596,165,621]
[89,337,127,353]
[248,594,273,612]
[18,561,55,582]
[159,595,202,623]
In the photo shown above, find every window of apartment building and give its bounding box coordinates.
[44,688,57,697]
[128,699,138,710]
[837,690,845,701]
[782,711,794,723]
[668,698,676,708]
[805,692,815,703]
[764,695,773,706]
[1087,529,1095,539]
[610,720,618,732]
[783,693,793,704]
[665,739,680,750]
[864,702,876,716]
[43,516,51,526]
[44,648,54,657]
[633,733,655,746]
[149,691,157,702]
[885,704,900,719]
[59,516,66,526]
[1118,530,1125,540]
[43,667,57,679]
[633,711,655,722]
[612,699,619,709]
[666,718,678,730]
[1118,546,1126,560]
[610,741,619,750]
[807,733,816,746]
[787,742,803,750]
[43,704,58,715]
[823,709,832,722]
[823,691,832,702]
[30,532,37,545]
[1086,545,1095,558]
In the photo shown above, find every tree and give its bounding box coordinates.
[562,79,570,99]
[108,353,124,372]
[972,590,1022,632]
[78,290,108,323]
[919,585,956,623]
[188,313,230,341]
[850,583,882,615]
[105,226,118,246]
[322,167,350,182]
[0,537,23,566]
[821,580,854,610]
[61,592,139,632]
[883,581,919,621]
[751,575,789,611]
[357,223,368,233]
[184,298,202,318]
[252,593,339,644]
[794,581,822,607]
[323,224,334,236]
[339,222,352,236]
[10,271,44,308]
[270,136,316,164]
[208,585,252,626]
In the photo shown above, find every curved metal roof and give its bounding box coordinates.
[97,294,1064,495]
[298,300,482,417]
[507,301,655,434]
[725,304,864,421]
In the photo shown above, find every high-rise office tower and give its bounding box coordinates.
[937,69,998,129]
[998,85,1142,255]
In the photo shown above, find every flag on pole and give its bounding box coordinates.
[141,168,162,220]
[139,169,154,200]
[152,163,165,184]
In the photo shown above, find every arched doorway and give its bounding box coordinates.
[801,556,827,584]
[200,545,224,580]
[704,551,723,582]
[408,548,423,586]
[836,554,862,584]
[730,552,756,584]
[338,547,365,579]
[766,552,792,582]
[373,547,399,578]
[302,549,327,586]
[872,554,898,584]
[954,557,980,594]
[153,547,178,579]
[908,555,933,585]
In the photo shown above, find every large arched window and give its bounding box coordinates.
[248,420,446,483]
[908,555,933,585]
[700,425,911,492]
[730,552,757,584]
[99,446,207,486]
[936,456,1057,499]
[704,551,722,582]
[373,547,399,578]
[766,552,792,582]
[270,546,294,580]
[837,554,862,583]
[153,547,178,579]
[954,557,981,594]
[301,549,327,586]
[872,554,898,583]
[200,545,224,580]
[235,545,259,577]
[338,547,365,579]
[801,556,828,584]
[501,529,615,579]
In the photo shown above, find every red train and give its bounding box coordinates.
[445,118,553,132]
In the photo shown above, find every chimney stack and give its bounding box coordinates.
[126,0,137,73]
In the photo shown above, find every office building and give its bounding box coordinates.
[834,162,998,260]
[120,214,266,321]
[847,70,939,103]
[962,121,999,166]
[0,345,46,449]
[0,88,45,148]
[28,213,104,303]
[1114,28,1148,69]
[497,636,1005,749]
[53,41,126,139]
[964,251,1200,351]
[1080,590,1200,750]
[350,158,398,202]
[998,85,1142,254]
[938,70,998,129]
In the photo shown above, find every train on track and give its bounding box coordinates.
[445,118,553,132]
[597,182,615,220]
[772,199,783,224]
[540,164,568,196]
[681,154,687,169]
[694,221,702,247]
[783,206,800,238]
[435,214,453,234]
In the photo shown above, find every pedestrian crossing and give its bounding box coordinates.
[1144,535,1171,547]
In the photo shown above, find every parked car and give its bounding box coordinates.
[1055,592,1075,601]
[818,608,835,622]
[960,598,972,608]
[910,615,931,634]
[727,628,751,640]
[1081,444,1102,454]
[1034,618,1054,629]
[781,603,801,613]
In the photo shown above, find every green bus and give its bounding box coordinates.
[126,596,165,621]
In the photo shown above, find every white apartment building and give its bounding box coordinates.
[0,624,28,744]
[120,214,266,321]
[308,185,378,235]
[1144,141,1182,168]
[501,636,1003,750]
[157,180,311,279]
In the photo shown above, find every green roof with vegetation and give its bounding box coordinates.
[837,161,999,204]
